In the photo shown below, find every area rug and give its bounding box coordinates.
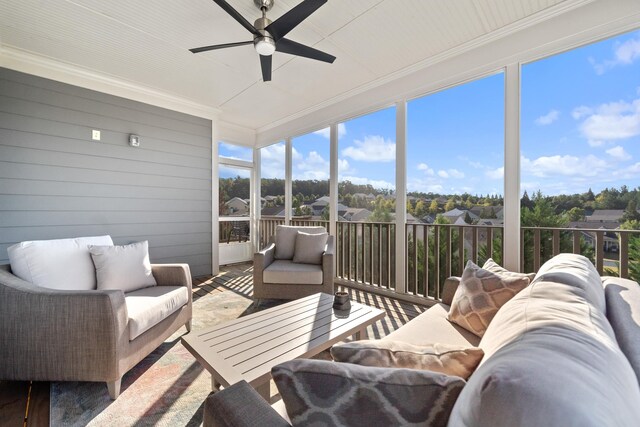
[49,284,282,426]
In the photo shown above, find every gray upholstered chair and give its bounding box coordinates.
[253,225,334,301]
[0,263,192,399]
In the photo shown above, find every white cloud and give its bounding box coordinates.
[260,143,286,178]
[535,110,560,126]
[578,99,640,144]
[437,169,465,179]
[521,154,609,178]
[313,123,347,139]
[589,35,640,74]
[572,106,593,120]
[342,135,395,162]
[606,145,632,161]
[486,167,504,180]
[341,175,395,190]
[417,163,435,176]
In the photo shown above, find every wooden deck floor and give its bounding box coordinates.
[1,263,428,426]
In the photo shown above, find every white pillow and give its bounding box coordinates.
[7,235,114,290]
[89,241,157,293]
[293,232,328,265]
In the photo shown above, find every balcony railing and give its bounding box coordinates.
[258,218,640,301]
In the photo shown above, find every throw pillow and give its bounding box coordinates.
[448,260,530,337]
[483,258,536,282]
[274,225,326,260]
[292,232,328,265]
[272,359,465,427]
[7,235,114,290]
[89,240,157,293]
[330,340,484,380]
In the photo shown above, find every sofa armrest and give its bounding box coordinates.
[151,264,192,290]
[0,268,128,382]
[322,235,335,276]
[442,276,461,306]
[204,381,290,427]
[254,243,276,272]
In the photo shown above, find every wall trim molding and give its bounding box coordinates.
[0,45,220,120]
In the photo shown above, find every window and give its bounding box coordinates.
[521,29,640,276]
[407,73,505,295]
[292,130,330,220]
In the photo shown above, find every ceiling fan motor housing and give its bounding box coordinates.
[253,16,275,55]
[254,0,274,12]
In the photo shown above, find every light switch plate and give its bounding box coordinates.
[92,130,101,141]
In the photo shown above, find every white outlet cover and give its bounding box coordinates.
[92,130,101,141]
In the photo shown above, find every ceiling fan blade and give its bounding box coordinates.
[260,55,272,82]
[276,38,335,63]
[212,0,260,36]
[189,40,253,54]
[265,0,327,41]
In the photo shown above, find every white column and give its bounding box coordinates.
[253,148,261,252]
[395,101,407,294]
[211,122,219,275]
[329,124,339,275]
[504,63,521,271]
[285,137,292,224]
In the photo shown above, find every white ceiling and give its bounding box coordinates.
[0,0,625,134]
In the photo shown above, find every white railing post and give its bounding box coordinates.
[211,124,219,275]
[253,148,261,253]
[395,101,407,294]
[285,137,292,225]
[330,124,339,276]
[504,63,521,271]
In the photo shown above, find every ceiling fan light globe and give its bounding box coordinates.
[255,37,276,56]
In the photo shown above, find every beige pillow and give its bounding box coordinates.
[272,359,465,427]
[331,340,484,380]
[89,240,157,293]
[448,260,530,337]
[483,258,536,282]
[292,232,328,265]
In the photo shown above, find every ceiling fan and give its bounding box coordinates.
[190,0,336,82]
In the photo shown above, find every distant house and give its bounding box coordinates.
[585,210,624,223]
[568,221,620,252]
[261,206,286,217]
[343,208,372,222]
[470,205,504,220]
[442,208,479,224]
[225,197,248,215]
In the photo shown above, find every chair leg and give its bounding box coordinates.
[107,378,122,400]
[185,319,192,333]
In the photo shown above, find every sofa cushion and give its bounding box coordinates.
[125,285,189,340]
[383,303,481,348]
[274,226,326,260]
[7,235,114,290]
[331,340,483,380]
[89,241,156,293]
[450,254,640,427]
[263,260,323,285]
[272,359,465,427]
[293,232,328,265]
[448,260,529,337]
[603,276,640,385]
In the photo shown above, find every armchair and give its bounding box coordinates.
[253,225,334,301]
[0,263,192,399]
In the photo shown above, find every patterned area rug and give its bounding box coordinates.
[49,284,282,426]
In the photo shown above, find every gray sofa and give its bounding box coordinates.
[0,263,193,399]
[205,254,640,426]
[253,225,334,301]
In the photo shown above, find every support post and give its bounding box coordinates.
[330,124,339,276]
[504,63,521,271]
[253,147,261,252]
[395,101,407,293]
[285,137,292,225]
[211,122,220,275]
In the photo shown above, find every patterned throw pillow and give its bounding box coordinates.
[330,340,483,380]
[483,258,536,282]
[447,260,530,337]
[272,359,465,427]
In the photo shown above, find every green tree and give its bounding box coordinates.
[428,200,439,215]
[444,198,456,212]
[565,207,585,222]
[414,200,427,218]
[623,200,640,222]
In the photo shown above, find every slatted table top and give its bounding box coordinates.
[182,292,386,393]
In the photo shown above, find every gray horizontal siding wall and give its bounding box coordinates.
[0,68,212,277]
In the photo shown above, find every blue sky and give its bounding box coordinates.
[244,29,640,198]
